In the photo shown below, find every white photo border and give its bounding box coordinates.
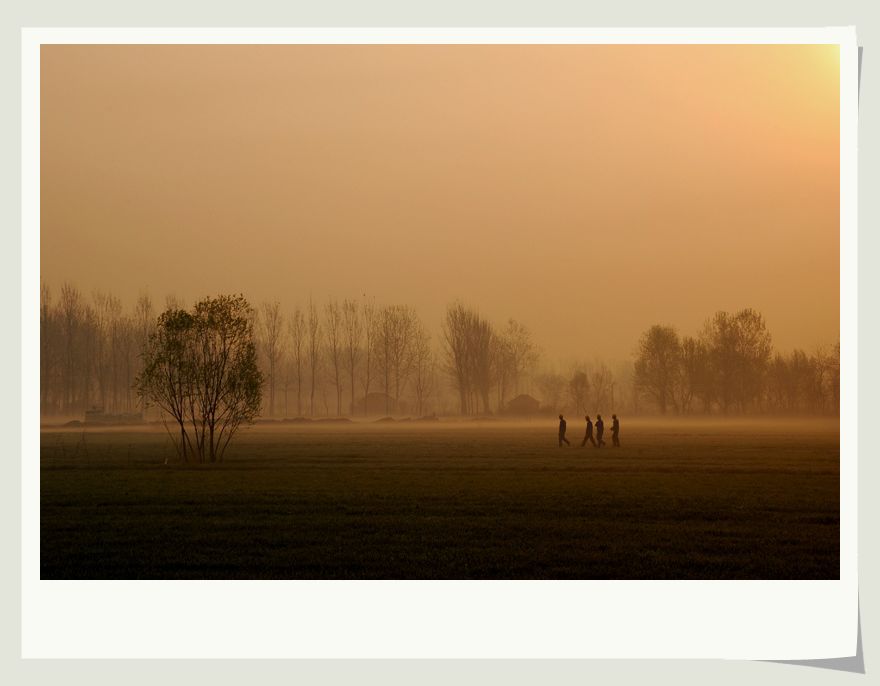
[21,26,858,660]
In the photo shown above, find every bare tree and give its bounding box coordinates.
[504,319,539,396]
[165,294,185,311]
[441,303,495,415]
[590,363,615,413]
[114,313,137,412]
[360,300,377,415]
[288,307,306,416]
[324,299,344,416]
[568,369,590,414]
[442,303,472,415]
[58,284,84,413]
[390,306,419,412]
[307,298,322,416]
[341,299,363,415]
[491,333,513,412]
[375,305,417,414]
[40,283,57,414]
[134,292,155,415]
[258,301,284,417]
[535,371,567,412]
[412,320,434,416]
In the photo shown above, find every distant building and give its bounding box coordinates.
[504,394,541,416]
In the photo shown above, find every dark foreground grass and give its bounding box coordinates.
[40,420,839,579]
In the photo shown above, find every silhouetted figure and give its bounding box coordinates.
[581,415,596,447]
[596,414,606,447]
[611,414,620,447]
[558,414,570,447]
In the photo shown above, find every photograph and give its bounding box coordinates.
[38,42,841,581]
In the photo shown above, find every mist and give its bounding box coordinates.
[40,44,839,367]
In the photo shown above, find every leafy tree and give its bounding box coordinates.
[678,336,710,413]
[701,309,771,412]
[137,308,196,461]
[137,294,263,463]
[634,325,681,414]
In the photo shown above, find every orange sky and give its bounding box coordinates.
[40,44,840,362]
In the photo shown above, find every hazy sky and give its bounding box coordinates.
[41,44,840,362]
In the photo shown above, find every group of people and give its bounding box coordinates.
[558,413,620,448]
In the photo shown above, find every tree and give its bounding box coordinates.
[307,298,322,416]
[568,370,589,414]
[324,299,344,416]
[59,283,84,412]
[288,307,306,416]
[137,308,195,461]
[634,325,681,414]
[442,303,496,415]
[360,300,377,416]
[442,303,473,415]
[590,363,615,412]
[816,341,840,413]
[491,333,513,412]
[732,308,773,411]
[137,294,263,464]
[701,309,772,413]
[258,301,284,417]
[503,319,539,396]
[678,336,710,413]
[412,320,435,416]
[134,292,155,415]
[40,283,58,414]
[376,305,418,414]
[341,299,363,415]
[535,372,567,412]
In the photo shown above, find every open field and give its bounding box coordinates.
[40,419,839,579]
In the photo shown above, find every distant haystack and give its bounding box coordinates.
[353,392,407,416]
[504,394,540,416]
[84,407,143,426]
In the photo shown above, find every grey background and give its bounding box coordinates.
[1,1,876,683]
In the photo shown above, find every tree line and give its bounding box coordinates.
[40,283,839,419]
[39,284,542,419]
[633,309,839,415]
[257,298,544,418]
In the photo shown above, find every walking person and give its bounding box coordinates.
[558,414,571,447]
[581,415,596,447]
[596,414,606,447]
[611,414,620,447]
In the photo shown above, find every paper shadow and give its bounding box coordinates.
[767,605,863,674]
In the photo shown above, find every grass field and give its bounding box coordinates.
[40,419,839,579]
